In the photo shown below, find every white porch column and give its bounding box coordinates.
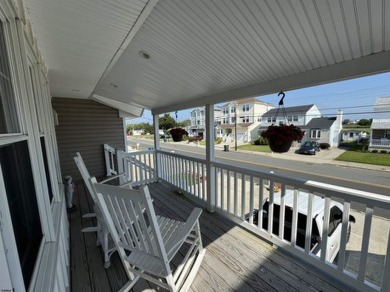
[153,113,161,180]
[205,104,215,212]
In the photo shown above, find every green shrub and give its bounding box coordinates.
[380,150,388,154]
[252,138,261,145]
[372,150,378,153]
[215,137,223,144]
[319,143,330,149]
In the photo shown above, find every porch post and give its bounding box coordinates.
[205,104,215,212]
[153,113,161,181]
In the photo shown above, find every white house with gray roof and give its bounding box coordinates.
[260,104,321,128]
[301,111,343,147]
[369,97,390,152]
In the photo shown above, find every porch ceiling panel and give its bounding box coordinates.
[24,0,149,99]
[25,0,390,114]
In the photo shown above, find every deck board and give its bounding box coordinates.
[69,180,343,291]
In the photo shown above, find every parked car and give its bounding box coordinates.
[298,141,320,155]
[246,191,356,262]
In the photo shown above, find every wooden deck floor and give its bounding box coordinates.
[69,180,345,292]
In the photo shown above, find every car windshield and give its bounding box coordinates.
[303,142,312,146]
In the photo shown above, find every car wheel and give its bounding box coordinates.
[313,151,316,155]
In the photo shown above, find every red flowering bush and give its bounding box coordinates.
[169,127,188,142]
[261,124,305,145]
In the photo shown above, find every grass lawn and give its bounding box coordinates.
[237,144,271,152]
[336,144,390,166]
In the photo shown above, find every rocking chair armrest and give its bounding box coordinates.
[100,172,126,184]
[165,208,202,260]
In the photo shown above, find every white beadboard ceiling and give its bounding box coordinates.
[25,0,390,115]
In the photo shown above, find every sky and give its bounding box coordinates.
[126,72,390,124]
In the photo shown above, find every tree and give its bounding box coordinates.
[342,119,350,125]
[176,119,191,127]
[159,114,176,131]
[357,119,371,126]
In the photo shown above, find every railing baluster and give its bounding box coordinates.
[202,163,206,201]
[305,192,314,254]
[258,178,264,229]
[382,230,390,291]
[320,197,331,262]
[227,170,231,214]
[215,167,219,207]
[279,185,286,240]
[248,176,254,225]
[241,173,246,220]
[268,180,274,236]
[338,201,350,271]
[221,169,225,211]
[291,188,299,246]
[196,162,200,198]
[234,172,238,216]
[358,206,373,282]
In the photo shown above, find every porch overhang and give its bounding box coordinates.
[24,0,390,115]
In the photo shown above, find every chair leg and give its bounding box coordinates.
[103,232,110,268]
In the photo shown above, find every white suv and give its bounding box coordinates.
[248,191,356,262]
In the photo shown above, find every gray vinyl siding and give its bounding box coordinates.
[52,98,125,182]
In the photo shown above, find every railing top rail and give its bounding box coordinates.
[156,149,206,164]
[120,150,155,156]
[104,143,116,153]
[212,161,390,209]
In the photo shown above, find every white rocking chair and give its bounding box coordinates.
[74,152,133,268]
[92,181,206,292]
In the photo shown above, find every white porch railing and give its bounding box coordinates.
[158,150,207,202]
[116,150,156,186]
[370,139,390,148]
[103,144,117,176]
[118,149,390,292]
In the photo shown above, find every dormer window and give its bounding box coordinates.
[242,104,249,112]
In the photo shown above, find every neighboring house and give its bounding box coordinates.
[341,130,367,142]
[219,98,274,143]
[261,104,321,128]
[369,97,390,152]
[258,104,322,143]
[301,111,343,147]
[189,107,222,138]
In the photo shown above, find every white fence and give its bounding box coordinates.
[117,149,390,292]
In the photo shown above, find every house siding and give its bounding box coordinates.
[52,98,125,181]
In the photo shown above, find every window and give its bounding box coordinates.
[267,117,272,123]
[41,137,53,202]
[257,116,262,122]
[293,116,299,122]
[272,117,276,123]
[241,116,249,123]
[0,141,43,288]
[386,130,390,139]
[223,108,229,114]
[223,118,227,124]
[288,116,292,122]
[231,117,236,123]
[349,132,354,138]
[0,22,20,134]
[311,129,321,139]
[231,106,236,113]
[242,104,249,112]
